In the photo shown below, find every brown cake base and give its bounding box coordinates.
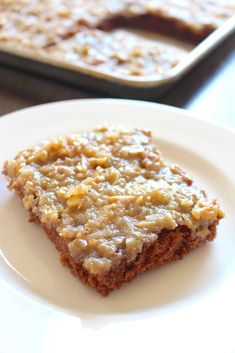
[99,13,215,44]
[30,211,217,296]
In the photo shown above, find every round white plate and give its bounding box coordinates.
[0,99,234,353]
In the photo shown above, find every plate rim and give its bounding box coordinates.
[0,98,235,323]
[0,98,235,138]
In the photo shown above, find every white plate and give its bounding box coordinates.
[0,99,235,353]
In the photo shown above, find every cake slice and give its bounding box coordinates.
[3,125,224,296]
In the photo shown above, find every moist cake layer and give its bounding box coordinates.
[4,125,224,279]
[1,0,234,49]
[0,0,234,79]
[100,0,235,42]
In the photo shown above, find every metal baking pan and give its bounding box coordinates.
[0,15,234,100]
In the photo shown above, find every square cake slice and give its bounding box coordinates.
[3,125,224,296]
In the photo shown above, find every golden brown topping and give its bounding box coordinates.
[3,125,224,275]
[66,184,88,198]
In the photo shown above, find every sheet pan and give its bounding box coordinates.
[0,15,234,100]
